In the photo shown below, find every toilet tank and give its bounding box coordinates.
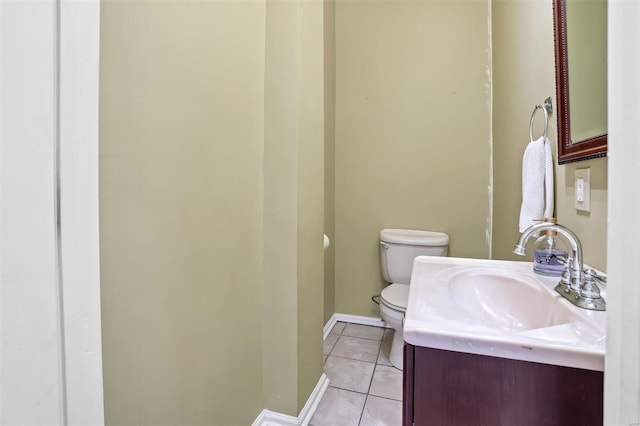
[380,229,449,284]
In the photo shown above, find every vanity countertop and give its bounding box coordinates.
[403,256,606,371]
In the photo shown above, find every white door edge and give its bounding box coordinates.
[59,1,104,424]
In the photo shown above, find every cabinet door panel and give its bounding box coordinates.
[408,346,603,426]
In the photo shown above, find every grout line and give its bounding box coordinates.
[324,335,339,355]
[365,393,403,403]
[366,364,377,396]
[327,384,371,397]
[325,354,377,365]
[321,318,402,424]
[325,384,403,403]
[357,394,369,426]
[333,330,385,342]
[340,335,384,342]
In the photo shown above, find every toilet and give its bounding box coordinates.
[378,228,449,370]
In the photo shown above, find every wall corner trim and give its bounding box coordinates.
[252,374,330,426]
[322,315,338,340]
[254,315,388,425]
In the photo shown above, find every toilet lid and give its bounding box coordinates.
[380,229,449,246]
[380,284,409,311]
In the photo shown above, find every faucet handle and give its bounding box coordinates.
[584,268,607,285]
[560,258,572,285]
[576,270,606,311]
[554,258,575,296]
[580,270,602,299]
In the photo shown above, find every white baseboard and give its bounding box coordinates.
[252,374,330,426]
[323,313,390,340]
[252,410,297,426]
[335,313,389,328]
[322,315,338,340]
[254,314,389,425]
[298,373,330,426]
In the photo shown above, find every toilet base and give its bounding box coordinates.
[389,328,404,370]
[379,301,405,370]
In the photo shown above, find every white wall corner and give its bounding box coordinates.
[252,374,329,426]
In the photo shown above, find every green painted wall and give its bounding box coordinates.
[99,1,266,424]
[334,0,492,317]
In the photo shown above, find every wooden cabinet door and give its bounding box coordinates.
[405,345,603,426]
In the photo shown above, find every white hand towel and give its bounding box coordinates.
[519,136,554,232]
[543,137,554,220]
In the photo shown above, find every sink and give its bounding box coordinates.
[403,256,606,371]
[447,268,578,332]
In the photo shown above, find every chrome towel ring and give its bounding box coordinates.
[529,97,553,143]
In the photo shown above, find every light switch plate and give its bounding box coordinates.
[575,168,591,212]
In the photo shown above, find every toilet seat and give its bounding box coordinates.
[380,284,409,312]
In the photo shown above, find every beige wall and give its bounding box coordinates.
[331,0,609,319]
[101,0,325,423]
[492,0,558,260]
[294,0,326,412]
[263,0,300,415]
[557,158,608,270]
[323,0,336,324]
[99,1,266,425]
[334,0,492,317]
[492,0,608,271]
[99,0,609,421]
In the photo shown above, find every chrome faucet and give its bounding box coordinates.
[514,222,584,287]
[513,222,605,311]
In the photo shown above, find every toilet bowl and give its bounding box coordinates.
[379,283,409,368]
[378,229,449,370]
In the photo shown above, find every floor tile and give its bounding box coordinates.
[324,356,375,393]
[315,321,406,425]
[369,365,403,401]
[309,386,366,426]
[342,323,385,340]
[331,336,381,363]
[323,333,339,355]
[359,395,403,426]
[376,329,394,367]
[331,321,346,335]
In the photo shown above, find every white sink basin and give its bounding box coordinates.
[403,256,606,371]
[447,268,580,332]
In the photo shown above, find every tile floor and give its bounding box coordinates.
[310,322,403,426]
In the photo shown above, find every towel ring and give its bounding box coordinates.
[529,97,553,143]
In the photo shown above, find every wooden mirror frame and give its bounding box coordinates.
[553,0,607,164]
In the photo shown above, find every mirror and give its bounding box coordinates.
[553,0,608,164]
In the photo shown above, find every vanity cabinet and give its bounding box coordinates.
[403,344,603,426]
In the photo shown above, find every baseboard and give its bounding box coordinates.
[323,313,391,340]
[254,315,388,425]
[323,315,338,340]
[252,410,297,426]
[334,313,389,328]
[252,374,330,426]
[298,373,330,426]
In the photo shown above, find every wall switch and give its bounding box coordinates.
[576,178,585,202]
[575,168,591,212]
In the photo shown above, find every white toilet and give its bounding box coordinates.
[378,228,449,370]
